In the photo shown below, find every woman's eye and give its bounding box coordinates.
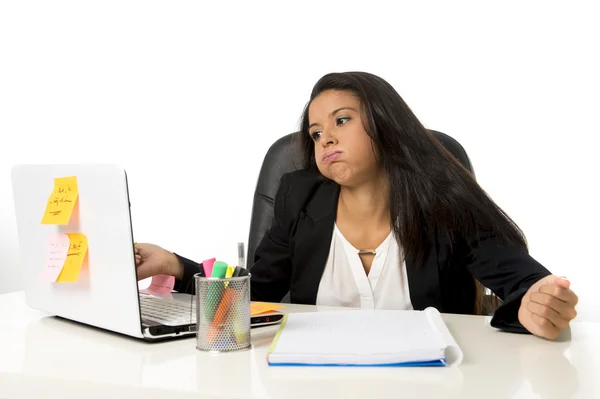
[310,131,322,141]
[336,116,350,126]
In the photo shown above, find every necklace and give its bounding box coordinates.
[358,249,376,255]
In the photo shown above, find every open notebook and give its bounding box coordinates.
[267,307,463,367]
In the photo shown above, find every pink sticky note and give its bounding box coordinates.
[202,258,216,277]
[40,234,70,282]
[140,274,175,295]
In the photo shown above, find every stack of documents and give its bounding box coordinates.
[267,307,463,367]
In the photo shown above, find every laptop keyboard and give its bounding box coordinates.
[139,295,196,326]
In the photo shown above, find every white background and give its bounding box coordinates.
[1,1,598,321]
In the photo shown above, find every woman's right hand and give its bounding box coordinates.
[134,243,184,280]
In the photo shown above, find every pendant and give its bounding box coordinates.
[358,249,376,255]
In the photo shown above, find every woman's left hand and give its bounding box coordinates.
[518,275,578,339]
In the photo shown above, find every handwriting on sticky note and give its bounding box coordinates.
[41,176,79,225]
[56,233,88,282]
[40,234,71,282]
[250,302,285,316]
[140,274,175,295]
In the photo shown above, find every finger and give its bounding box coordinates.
[530,292,577,321]
[539,284,577,305]
[136,250,149,259]
[530,291,569,314]
[527,301,570,330]
[134,243,156,258]
[551,276,571,289]
[135,255,141,265]
[530,313,560,339]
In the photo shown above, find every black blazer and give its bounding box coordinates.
[176,169,552,333]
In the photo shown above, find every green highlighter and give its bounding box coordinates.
[204,261,229,321]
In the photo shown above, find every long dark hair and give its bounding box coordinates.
[298,72,527,314]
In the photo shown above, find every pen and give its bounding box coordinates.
[204,261,228,321]
[203,258,216,278]
[224,265,234,288]
[238,242,245,269]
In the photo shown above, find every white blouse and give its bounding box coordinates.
[316,224,413,310]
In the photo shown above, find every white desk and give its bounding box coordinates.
[0,291,597,399]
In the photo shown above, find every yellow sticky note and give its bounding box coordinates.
[41,176,79,225]
[250,302,285,316]
[56,233,88,282]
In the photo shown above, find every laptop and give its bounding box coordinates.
[11,164,283,341]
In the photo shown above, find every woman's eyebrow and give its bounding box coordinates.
[329,106,356,117]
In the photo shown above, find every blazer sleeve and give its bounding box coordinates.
[172,254,205,295]
[248,173,294,302]
[460,233,552,333]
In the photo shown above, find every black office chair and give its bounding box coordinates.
[246,129,487,307]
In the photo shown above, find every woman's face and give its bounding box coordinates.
[307,90,379,187]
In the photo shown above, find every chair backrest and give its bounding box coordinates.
[246,130,474,264]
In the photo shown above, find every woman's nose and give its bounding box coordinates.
[320,129,337,148]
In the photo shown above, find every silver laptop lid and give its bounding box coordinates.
[11,164,144,339]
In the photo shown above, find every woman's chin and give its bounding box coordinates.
[321,165,354,186]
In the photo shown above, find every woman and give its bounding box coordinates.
[136,72,578,339]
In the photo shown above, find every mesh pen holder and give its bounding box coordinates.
[195,273,251,352]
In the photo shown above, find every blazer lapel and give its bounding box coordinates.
[290,179,339,304]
